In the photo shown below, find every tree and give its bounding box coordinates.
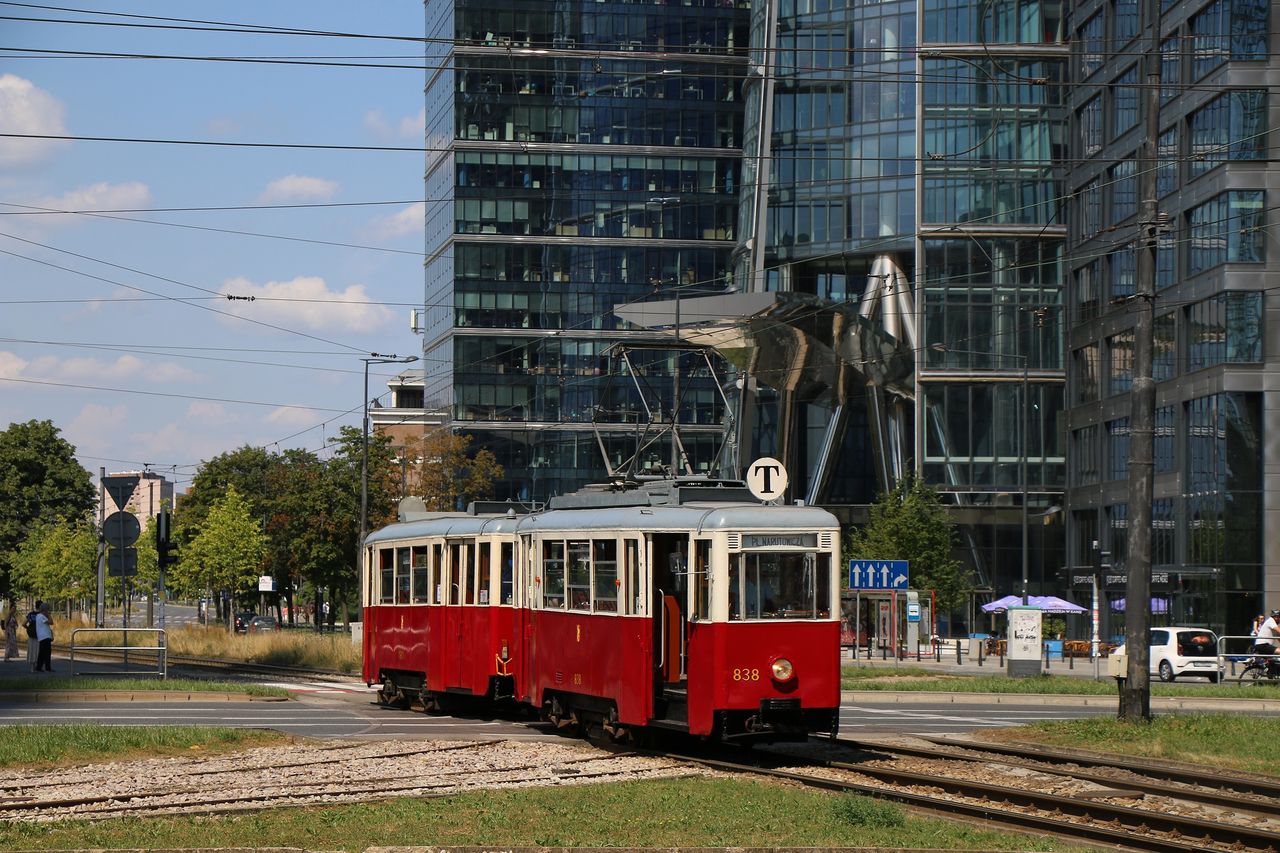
[176,485,266,613]
[410,430,504,512]
[846,474,971,615]
[10,517,97,607]
[0,420,95,596]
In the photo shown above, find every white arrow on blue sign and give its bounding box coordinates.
[848,559,909,590]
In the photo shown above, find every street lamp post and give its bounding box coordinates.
[360,353,420,555]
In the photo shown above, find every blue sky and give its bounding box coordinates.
[0,2,427,492]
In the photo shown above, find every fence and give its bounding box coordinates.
[69,628,167,678]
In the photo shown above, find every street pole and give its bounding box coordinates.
[671,288,680,476]
[1021,358,1029,605]
[1120,0,1161,722]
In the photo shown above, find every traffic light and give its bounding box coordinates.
[156,509,178,569]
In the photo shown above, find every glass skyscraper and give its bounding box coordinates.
[1062,0,1273,636]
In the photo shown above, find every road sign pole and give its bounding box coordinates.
[97,468,106,628]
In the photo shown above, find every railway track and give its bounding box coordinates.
[652,736,1280,853]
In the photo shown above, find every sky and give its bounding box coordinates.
[0,2,428,493]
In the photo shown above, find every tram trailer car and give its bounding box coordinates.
[362,481,842,742]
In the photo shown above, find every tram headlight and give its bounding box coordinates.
[771,657,795,682]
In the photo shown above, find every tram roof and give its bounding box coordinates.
[365,501,838,545]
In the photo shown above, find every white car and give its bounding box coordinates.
[1114,627,1222,683]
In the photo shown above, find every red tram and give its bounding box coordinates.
[362,478,841,741]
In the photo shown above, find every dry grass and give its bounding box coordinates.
[65,621,361,673]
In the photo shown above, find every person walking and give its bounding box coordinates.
[2,602,17,661]
[24,601,41,672]
[34,602,53,673]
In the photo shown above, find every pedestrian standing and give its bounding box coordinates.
[34,602,53,673]
[2,601,17,661]
[24,601,41,672]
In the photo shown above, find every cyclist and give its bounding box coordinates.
[1255,610,1280,675]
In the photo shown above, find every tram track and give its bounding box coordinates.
[649,736,1280,853]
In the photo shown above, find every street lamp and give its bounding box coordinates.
[360,353,420,553]
[928,344,1031,604]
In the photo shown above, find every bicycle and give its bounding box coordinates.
[1235,655,1280,686]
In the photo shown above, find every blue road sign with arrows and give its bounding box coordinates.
[848,559,909,590]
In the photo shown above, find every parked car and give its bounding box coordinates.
[1115,627,1222,682]
[233,611,256,633]
[247,615,279,633]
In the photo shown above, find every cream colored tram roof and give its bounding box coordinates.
[366,503,838,545]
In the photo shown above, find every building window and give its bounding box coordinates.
[1191,0,1269,80]
[1079,96,1103,157]
[1074,343,1100,402]
[1111,66,1139,137]
[1156,231,1176,289]
[1106,417,1130,481]
[1074,256,1102,322]
[1154,405,1176,473]
[1073,424,1100,485]
[1187,291,1264,371]
[1187,191,1265,274]
[1079,177,1102,238]
[1153,312,1176,381]
[1107,330,1134,396]
[1160,37,1179,103]
[1110,243,1135,300]
[1156,126,1178,197]
[1107,504,1128,568]
[1078,13,1104,79]
[1188,90,1266,178]
[1109,160,1137,224]
[1152,499,1175,566]
[1112,0,1138,45]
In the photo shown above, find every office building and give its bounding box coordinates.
[1062,0,1275,634]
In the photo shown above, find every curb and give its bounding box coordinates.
[840,689,1280,712]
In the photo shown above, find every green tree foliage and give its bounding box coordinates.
[10,518,97,602]
[175,486,266,599]
[178,446,274,540]
[411,430,504,512]
[0,420,95,595]
[846,474,971,614]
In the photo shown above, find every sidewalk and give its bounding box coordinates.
[843,644,1113,680]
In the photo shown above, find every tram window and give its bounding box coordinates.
[728,557,741,619]
[624,539,640,615]
[464,544,476,605]
[449,543,464,605]
[378,549,394,604]
[543,541,565,609]
[411,547,429,603]
[592,539,617,612]
[396,548,411,604]
[733,552,824,620]
[693,540,710,620]
[431,543,443,604]
[478,543,492,604]
[568,540,590,610]
[500,543,514,604]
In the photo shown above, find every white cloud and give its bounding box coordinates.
[0,74,67,170]
[266,406,317,427]
[68,403,129,449]
[364,202,424,240]
[185,401,234,424]
[218,275,393,333]
[33,181,151,214]
[0,351,28,379]
[364,108,424,140]
[255,174,338,204]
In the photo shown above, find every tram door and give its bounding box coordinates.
[650,533,690,689]
[444,540,468,688]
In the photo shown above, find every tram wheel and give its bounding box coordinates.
[377,677,410,709]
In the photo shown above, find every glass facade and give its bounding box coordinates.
[424,0,748,501]
[1063,0,1272,636]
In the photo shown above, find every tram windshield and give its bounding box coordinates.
[728,552,831,620]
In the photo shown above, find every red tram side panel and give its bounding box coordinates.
[528,611,653,728]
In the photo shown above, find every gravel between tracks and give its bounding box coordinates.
[0,740,711,823]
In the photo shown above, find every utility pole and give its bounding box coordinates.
[1120,0,1161,721]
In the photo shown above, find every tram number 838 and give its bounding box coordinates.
[732,668,761,681]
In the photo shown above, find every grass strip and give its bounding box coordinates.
[0,676,288,697]
[0,776,1074,851]
[840,665,1279,698]
[990,713,1280,775]
[0,724,286,769]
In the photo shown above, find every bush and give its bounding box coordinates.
[832,794,905,828]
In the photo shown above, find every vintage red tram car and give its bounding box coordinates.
[362,478,841,741]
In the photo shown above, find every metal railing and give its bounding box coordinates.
[70,628,167,678]
[1217,634,1279,680]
